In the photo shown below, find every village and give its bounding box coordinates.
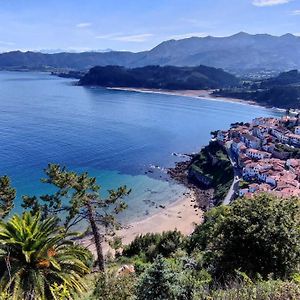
[217,115,300,199]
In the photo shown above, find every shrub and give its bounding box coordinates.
[92,272,136,300]
[135,256,179,300]
[123,230,186,262]
[209,280,300,300]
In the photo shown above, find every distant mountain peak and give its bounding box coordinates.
[1,32,300,74]
[280,33,297,39]
[232,31,250,37]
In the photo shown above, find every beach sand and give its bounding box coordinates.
[108,87,260,107]
[80,191,202,256]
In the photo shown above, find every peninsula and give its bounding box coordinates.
[172,114,300,206]
[78,65,238,90]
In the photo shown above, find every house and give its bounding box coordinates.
[280,116,298,127]
[231,139,246,154]
[252,117,278,126]
[262,143,275,153]
[242,161,272,179]
[287,133,300,146]
[248,183,259,193]
[245,148,272,160]
[271,126,290,143]
[252,125,270,140]
[239,188,249,197]
[243,163,259,178]
[286,159,300,173]
[217,130,228,144]
[240,133,261,149]
[266,175,277,186]
[295,126,300,135]
[238,153,252,168]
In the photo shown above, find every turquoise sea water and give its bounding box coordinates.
[0,71,280,222]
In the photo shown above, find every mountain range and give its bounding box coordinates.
[1,32,300,74]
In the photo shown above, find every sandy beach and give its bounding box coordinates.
[80,191,202,256]
[108,87,261,107]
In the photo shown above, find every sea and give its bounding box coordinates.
[0,71,280,222]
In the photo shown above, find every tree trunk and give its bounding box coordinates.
[86,202,105,272]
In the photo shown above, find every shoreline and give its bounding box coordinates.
[107,87,267,108]
[80,190,202,256]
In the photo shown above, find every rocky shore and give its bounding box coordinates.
[168,157,214,211]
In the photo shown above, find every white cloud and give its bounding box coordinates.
[169,32,207,40]
[76,22,92,28]
[252,0,292,6]
[96,33,153,42]
[291,9,300,15]
[0,40,15,46]
[112,34,154,42]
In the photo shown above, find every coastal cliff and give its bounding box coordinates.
[168,141,234,209]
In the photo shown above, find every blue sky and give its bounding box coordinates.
[0,0,300,52]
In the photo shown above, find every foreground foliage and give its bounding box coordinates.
[189,194,300,280]
[0,176,16,219]
[92,272,136,300]
[22,164,130,271]
[123,230,185,262]
[0,212,92,299]
[209,279,300,300]
[0,168,300,299]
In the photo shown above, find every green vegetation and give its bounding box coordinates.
[275,143,300,158]
[92,272,136,300]
[0,212,92,299]
[0,167,299,299]
[79,65,238,90]
[215,69,300,108]
[189,193,300,279]
[238,179,249,189]
[0,176,16,219]
[22,164,130,272]
[122,230,185,262]
[189,141,234,203]
[208,279,300,299]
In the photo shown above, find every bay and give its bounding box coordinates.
[0,71,280,222]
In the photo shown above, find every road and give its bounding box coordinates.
[222,141,242,205]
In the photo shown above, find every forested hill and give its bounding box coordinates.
[215,69,300,108]
[261,69,300,88]
[79,65,239,90]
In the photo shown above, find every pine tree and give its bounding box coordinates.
[135,256,178,300]
[0,176,16,219]
[22,164,130,271]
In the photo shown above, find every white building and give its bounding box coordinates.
[217,130,227,143]
[295,126,300,135]
[240,133,261,149]
[231,140,246,154]
[245,148,272,160]
[287,133,300,146]
[271,126,290,143]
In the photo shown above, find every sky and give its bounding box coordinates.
[1,0,300,53]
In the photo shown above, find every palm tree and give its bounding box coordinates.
[0,212,93,300]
